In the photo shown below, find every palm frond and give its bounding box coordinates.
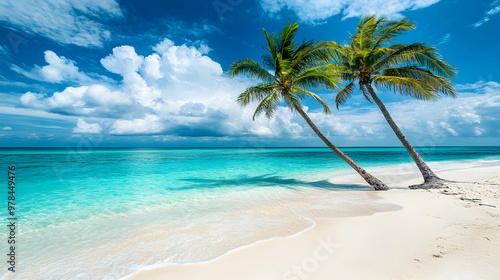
[372,43,457,79]
[236,83,276,106]
[292,87,332,114]
[279,22,299,59]
[371,18,414,50]
[252,92,280,120]
[283,93,305,114]
[294,67,340,91]
[335,82,355,108]
[229,22,342,121]
[228,58,275,83]
[381,66,455,97]
[263,28,279,72]
[372,75,437,100]
[411,47,457,79]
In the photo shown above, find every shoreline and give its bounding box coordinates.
[124,164,500,280]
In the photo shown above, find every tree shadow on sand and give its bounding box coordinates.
[175,174,371,191]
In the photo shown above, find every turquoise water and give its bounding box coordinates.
[0,147,499,279]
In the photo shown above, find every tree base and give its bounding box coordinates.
[372,182,389,191]
[408,177,453,189]
[366,177,389,191]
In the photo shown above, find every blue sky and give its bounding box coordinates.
[0,0,499,147]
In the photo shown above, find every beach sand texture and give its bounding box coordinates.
[126,165,500,280]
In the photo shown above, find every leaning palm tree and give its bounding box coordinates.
[228,22,388,190]
[329,15,456,188]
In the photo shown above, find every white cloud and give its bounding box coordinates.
[250,126,274,136]
[110,115,163,135]
[73,119,102,134]
[438,33,452,45]
[0,0,122,47]
[473,1,500,28]
[361,125,374,135]
[260,0,346,23]
[83,84,132,107]
[28,133,39,139]
[47,87,87,109]
[372,81,500,139]
[455,80,500,91]
[142,54,163,79]
[20,87,88,113]
[16,39,500,144]
[474,127,486,136]
[192,41,212,55]
[11,51,99,84]
[19,85,132,117]
[152,38,175,54]
[101,46,144,75]
[440,122,458,136]
[19,92,48,109]
[0,106,77,121]
[302,80,500,143]
[18,39,303,138]
[259,0,440,23]
[2,127,12,131]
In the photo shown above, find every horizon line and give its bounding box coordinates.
[1,145,499,149]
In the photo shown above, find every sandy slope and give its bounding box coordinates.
[125,165,500,280]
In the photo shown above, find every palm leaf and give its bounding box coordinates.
[381,66,455,97]
[335,82,355,108]
[229,22,341,121]
[237,83,276,106]
[292,87,332,114]
[372,75,436,100]
[371,18,414,50]
[252,92,280,120]
[228,58,275,83]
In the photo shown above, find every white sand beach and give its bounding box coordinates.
[125,165,500,280]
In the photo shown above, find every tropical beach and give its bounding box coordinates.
[0,148,499,279]
[1,0,500,279]
[126,164,500,280]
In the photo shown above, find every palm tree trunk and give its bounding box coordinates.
[364,84,442,187]
[295,105,388,190]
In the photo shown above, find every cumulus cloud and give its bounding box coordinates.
[18,39,305,138]
[373,81,500,139]
[16,39,500,143]
[299,80,500,143]
[101,46,144,75]
[11,51,102,84]
[110,115,163,135]
[73,119,102,134]
[259,0,440,23]
[0,0,122,47]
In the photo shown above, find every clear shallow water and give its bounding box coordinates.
[0,147,499,279]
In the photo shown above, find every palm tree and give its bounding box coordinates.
[228,23,388,190]
[329,15,456,188]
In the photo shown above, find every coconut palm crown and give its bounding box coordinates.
[228,22,389,190]
[329,15,457,188]
[229,23,336,119]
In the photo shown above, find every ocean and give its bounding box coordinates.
[1,146,499,279]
